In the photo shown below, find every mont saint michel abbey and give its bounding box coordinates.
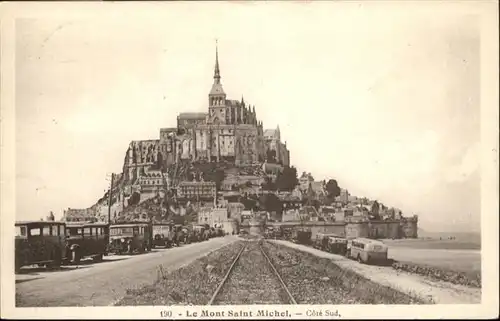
[122,45,290,188]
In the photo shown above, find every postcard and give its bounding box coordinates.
[1,1,498,319]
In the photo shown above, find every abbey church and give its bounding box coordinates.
[123,45,290,186]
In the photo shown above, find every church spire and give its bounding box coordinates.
[214,40,221,84]
[209,39,225,97]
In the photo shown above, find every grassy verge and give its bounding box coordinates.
[392,261,481,288]
[115,241,244,306]
[262,241,428,304]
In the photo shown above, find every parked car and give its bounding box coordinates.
[346,238,388,264]
[65,222,109,264]
[108,222,153,254]
[15,221,67,272]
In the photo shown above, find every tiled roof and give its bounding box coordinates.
[178,112,207,119]
[225,99,240,106]
[264,129,276,137]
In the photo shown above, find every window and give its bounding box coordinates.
[30,227,41,236]
[15,226,27,237]
[91,227,97,236]
[110,227,133,235]
[83,227,92,236]
[352,241,365,249]
[68,228,81,236]
[42,225,51,236]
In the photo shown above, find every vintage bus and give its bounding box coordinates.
[108,222,153,254]
[314,233,337,250]
[347,238,388,264]
[326,235,348,255]
[15,221,67,272]
[152,223,174,248]
[65,222,109,264]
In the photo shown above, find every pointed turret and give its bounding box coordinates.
[209,40,225,96]
[241,95,245,106]
[214,41,221,84]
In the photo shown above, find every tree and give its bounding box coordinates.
[240,197,257,211]
[258,193,282,213]
[128,192,141,206]
[325,179,341,201]
[276,166,298,191]
[261,176,277,191]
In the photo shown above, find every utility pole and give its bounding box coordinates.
[161,170,166,222]
[108,173,115,224]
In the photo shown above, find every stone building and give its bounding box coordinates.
[197,207,234,234]
[163,44,270,166]
[119,44,290,197]
[263,127,290,166]
[177,181,216,200]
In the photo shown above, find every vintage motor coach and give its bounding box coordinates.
[15,221,67,272]
[314,233,337,250]
[326,235,348,255]
[108,222,153,254]
[192,225,208,242]
[347,238,388,264]
[65,222,109,264]
[280,226,293,240]
[292,228,312,245]
[152,223,174,248]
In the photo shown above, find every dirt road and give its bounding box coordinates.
[270,240,481,304]
[16,236,239,307]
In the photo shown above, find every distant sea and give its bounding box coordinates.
[418,229,481,245]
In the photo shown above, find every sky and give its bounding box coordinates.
[14,2,482,232]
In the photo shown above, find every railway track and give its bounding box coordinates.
[208,238,296,305]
